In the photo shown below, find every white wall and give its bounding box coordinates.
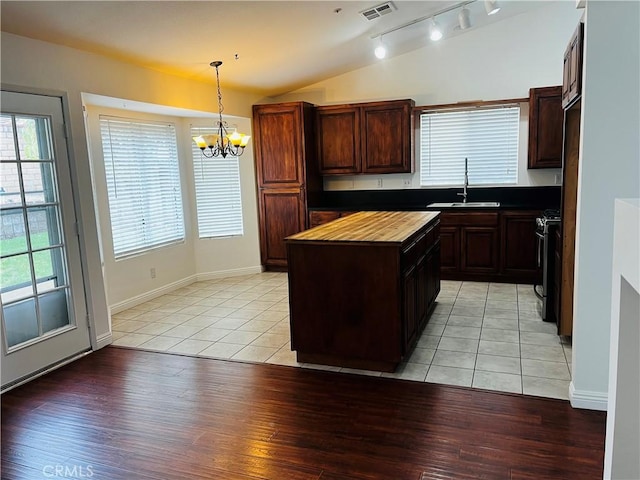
[570,1,640,410]
[84,104,262,310]
[271,1,581,191]
[1,32,264,346]
[84,106,197,308]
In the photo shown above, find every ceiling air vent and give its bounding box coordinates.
[360,2,396,21]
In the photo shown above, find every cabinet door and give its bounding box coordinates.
[562,46,572,107]
[259,189,306,268]
[439,226,460,274]
[528,86,563,169]
[553,227,562,328]
[402,264,417,353]
[416,253,428,332]
[562,23,584,109]
[253,104,304,187]
[500,211,542,281]
[316,106,360,175]
[461,227,499,274]
[568,24,583,104]
[361,100,413,174]
[429,242,441,305]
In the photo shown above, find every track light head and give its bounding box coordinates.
[484,0,500,15]
[458,7,472,30]
[429,18,443,41]
[374,36,387,59]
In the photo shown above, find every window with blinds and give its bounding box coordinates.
[419,106,520,187]
[190,127,243,238]
[99,116,185,258]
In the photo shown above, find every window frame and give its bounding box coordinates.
[417,101,522,188]
[189,125,244,240]
[99,115,186,259]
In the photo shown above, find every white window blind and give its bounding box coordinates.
[419,106,520,187]
[190,127,243,238]
[100,116,185,258]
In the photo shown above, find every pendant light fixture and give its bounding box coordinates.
[192,61,250,158]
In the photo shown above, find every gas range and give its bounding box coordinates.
[535,208,561,322]
[536,209,562,233]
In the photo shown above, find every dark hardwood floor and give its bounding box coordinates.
[2,347,606,480]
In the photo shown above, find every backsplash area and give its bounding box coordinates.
[310,186,561,211]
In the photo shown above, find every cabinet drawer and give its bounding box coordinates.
[425,221,440,249]
[402,232,426,271]
[440,212,499,227]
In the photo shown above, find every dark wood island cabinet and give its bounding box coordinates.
[286,211,440,372]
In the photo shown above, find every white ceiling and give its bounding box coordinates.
[1,1,543,97]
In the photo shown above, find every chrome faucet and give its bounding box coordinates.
[457,157,469,203]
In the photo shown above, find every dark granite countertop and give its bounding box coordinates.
[308,186,560,212]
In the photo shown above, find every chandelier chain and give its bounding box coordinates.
[215,64,225,126]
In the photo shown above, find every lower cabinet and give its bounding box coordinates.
[439,226,459,274]
[461,227,500,274]
[440,210,541,284]
[401,221,440,354]
[259,189,306,269]
[500,211,541,283]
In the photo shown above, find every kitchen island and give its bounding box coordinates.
[286,211,441,371]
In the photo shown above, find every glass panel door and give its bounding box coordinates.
[1,91,90,390]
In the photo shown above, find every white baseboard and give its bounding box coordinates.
[109,274,198,314]
[569,381,608,411]
[94,331,113,350]
[108,266,265,314]
[196,265,264,282]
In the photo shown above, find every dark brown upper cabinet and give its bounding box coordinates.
[562,22,584,109]
[528,86,563,169]
[316,99,415,175]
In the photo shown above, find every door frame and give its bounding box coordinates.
[1,84,103,390]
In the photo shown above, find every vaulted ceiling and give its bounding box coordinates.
[1,1,542,96]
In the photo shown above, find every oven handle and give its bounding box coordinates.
[535,230,545,268]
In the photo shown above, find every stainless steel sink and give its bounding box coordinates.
[427,202,501,208]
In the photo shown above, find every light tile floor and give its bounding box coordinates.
[112,272,572,400]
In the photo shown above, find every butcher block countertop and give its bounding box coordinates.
[287,211,440,244]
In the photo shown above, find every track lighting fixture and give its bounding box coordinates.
[370,0,500,51]
[429,18,443,41]
[484,0,500,16]
[374,36,387,59]
[458,7,472,30]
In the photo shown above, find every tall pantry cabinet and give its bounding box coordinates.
[252,102,321,270]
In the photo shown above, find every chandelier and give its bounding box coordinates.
[192,61,250,158]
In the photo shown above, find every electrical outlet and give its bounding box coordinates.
[150,267,156,279]
[377,178,383,188]
[402,178,412,187]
